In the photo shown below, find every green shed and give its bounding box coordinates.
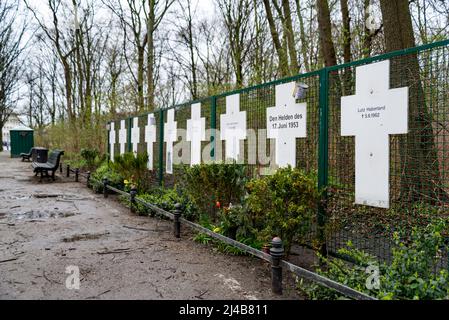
[10,126,34,158]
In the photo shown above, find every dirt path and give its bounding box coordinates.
[0,152,300,300]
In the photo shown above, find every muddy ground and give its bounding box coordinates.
[0,152,302,300]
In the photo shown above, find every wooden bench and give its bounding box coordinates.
[20,147,36,162]
[32,150,64,182]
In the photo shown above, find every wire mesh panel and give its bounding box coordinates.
[154,111,162,181]
[169,103,190,188]
[137,115,146,154]
[159,97,216,186]
[112,119,121,158]
[325,42,449,263]
[215,73,320,179]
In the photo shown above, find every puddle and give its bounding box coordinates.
[4,196,30,200]
[1,194,89,201]
[33,194,60,199]
[62,232,109,242]
[32,193,90,201]
[13,210,78,220]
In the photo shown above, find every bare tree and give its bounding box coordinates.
[25,0,76,123]
[168,0,199,100]
[262,0,289,77]
[104,0,173,112]
[145,0,174,110]
[216,0,254,88]
[0,0,26,151]
[196,19,233,95]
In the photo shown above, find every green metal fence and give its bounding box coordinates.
[107,39,449,263]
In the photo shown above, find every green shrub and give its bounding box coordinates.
[298,220,449,300]
[193,232,213,245]
[90,162,124,193]
[245,166,319,256]
[217,204,254,241]
[178,162,248,220]
[111,152,153,192]
[64,158,88,170]
[124,187,198,220]
[80,148,104,170]
[379,220,449,299]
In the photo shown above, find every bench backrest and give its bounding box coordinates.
[47,150,64,168]
[28,147,36,155]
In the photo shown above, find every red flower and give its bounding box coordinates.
[215,201,221,208]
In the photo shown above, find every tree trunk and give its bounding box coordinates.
[317,0,353,190]
[188,31,198,99]
[0,123,4,152]
[262,0,288,77]
[62,58,74,122]
[316,0,337,67]
[363,0,373,57]
[281,0,299,74]
[380,0,446,204]
[137,45,145,112]
[295,0,310,72]
[147,2,155,111]
[340,0,351,95]
[74,29,85,127]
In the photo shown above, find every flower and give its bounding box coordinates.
[215,201,221,208]
[213,227,221,233]
[124,179,129,185]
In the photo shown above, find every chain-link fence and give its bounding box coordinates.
[107,39,449,264]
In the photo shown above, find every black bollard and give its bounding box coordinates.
[75,168,79,182]
[60,163,63,173]
[130,186,138,213]
[66,164,70,178]
[270,237,284,295]
[86,171,91,188]
[102,178,109,198]
[172,203,182,238]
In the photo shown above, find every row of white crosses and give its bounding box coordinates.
[108,60,408,209]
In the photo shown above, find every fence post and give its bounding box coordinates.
[102,178,109,198]
[130,186,137,213]
[172,203,182,238]
[158,109,164,186]
[317,67,330,259]
[127,117,132,153]
[66,164,70,178]
[75,168,79,182]
[86,171,91,187]
[210,96,217,161]
[107,121,111,164]
[270,237,284,295]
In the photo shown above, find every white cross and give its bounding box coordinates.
[220,94,246,161]
[266,81,307,168]
[109,122,116,161]
[145,113,157,170]
[186,103,206,166]
[131,117,140,154]
[164,108,177,174]
[341,60,408,208]
[118,119,127,155]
